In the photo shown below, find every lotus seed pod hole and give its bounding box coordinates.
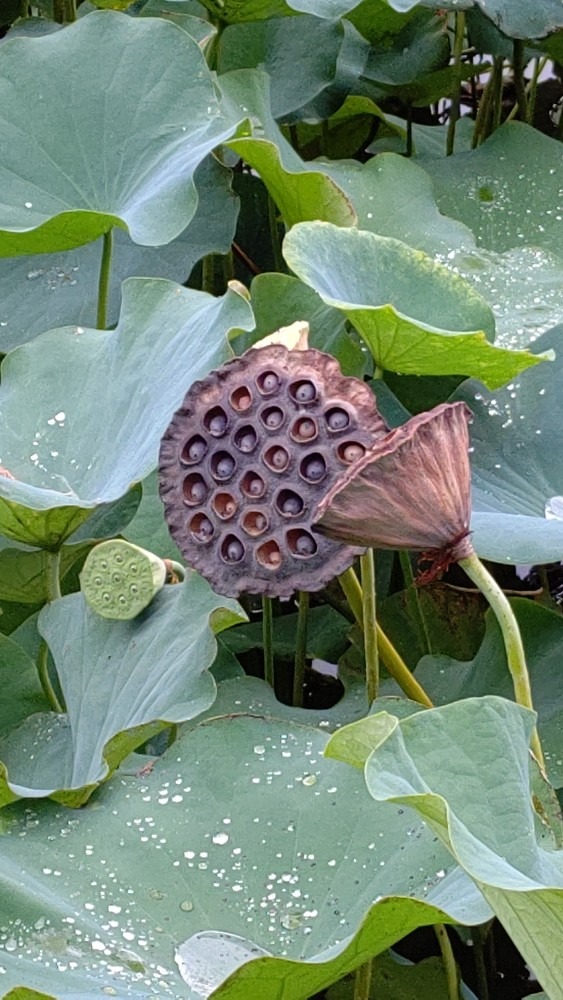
[260,406,284,430]
[242,510,269,536]
[276,489,304,517]
[241,470,266,498]
[300,453,326,483]
[289,379,317,404]
[204,406,228,436]
[221,535,245,563]
[183,473,208,505]
[211,452,236,482]
[256,539,282,568]
[229,386,252,412]
[234,426,258,453]
[181,435,207,464]
[256,370,280,394]
[264,445,290,473]
[189,513,214,541]
[212,492,237,519]
[290,417,317,443]
[287,529,317,558]
[337,441,366,464]
[326,407,350,432]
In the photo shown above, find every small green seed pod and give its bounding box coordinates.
[80,540,168,620]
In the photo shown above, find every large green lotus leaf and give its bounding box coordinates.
[0,277,253,548]
[328,697,563,999]
[283,222,551,386]
[451,324,563,565]
[429,123,563,258]
[219,16,368,121]
[322,154,474,258]
[361,11,449,88]
[0,713,491,998]
[222,69,356,227]
[0,575,245,806]
[0,11,242,256]
[0,156,239,351]
[132,0,216,44]
[385,0,563,38]
[382,599,563,789]
[233,272,367,377]
[319,154,563,350]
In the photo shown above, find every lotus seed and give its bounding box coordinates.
[215,456,235,478]
[209,413,227,435]
[294,381,315,402]
[302,457,325,480]
[226,539,244,561]
[327,409,349,430]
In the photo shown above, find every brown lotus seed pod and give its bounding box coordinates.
[158,345,389,598]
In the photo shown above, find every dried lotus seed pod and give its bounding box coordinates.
[80,540,167,620]
[158,345,388,598]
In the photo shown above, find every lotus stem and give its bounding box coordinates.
[399,551,433,655]
[262,596,274,689]
[268,195,285,272]
[512,39,528,123]
[353,959,372,1000]
[360,550,379,704]
[97,229,113,330]
[36,550,63,713]
[292,591,309,707]
[458,553,545,768]
[37,640,64,714]
[446,11,466,156]
[338,568,434,708]
[46,549,62,603]
[435,924,460,1000]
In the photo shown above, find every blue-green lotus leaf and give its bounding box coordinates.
[0,278,253,547]
[0,11,242,255]
[0,712,490,996]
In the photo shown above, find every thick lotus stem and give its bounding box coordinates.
[459,552,544,769]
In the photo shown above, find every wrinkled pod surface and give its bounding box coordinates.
[158,345,388,598]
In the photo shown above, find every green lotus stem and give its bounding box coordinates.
[36,550,63,713]
[376,624,434,709]
[46,549,62,603]
[96,229,113,330]
[490,57,505,132]
[37,640,64,714]
[435,924,460,1000]
[527,56,548,125]
[458,553,545,768]
[512,39,528,123]
[360,550,378,704]
[292,591,309,708]
[262,596,274,689]
[472,68,495,148]
[446,11,466,156]
[53,0,76,22]
[399,551,433,655]
[353,959,372,1000]
[338,568,434,709]
[268,195,285,272]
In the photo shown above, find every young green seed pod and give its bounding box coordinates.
[80,540,168,621]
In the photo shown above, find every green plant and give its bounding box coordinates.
[0,3,562,999]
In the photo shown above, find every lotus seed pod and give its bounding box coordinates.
[158,344,389,598]
[80,540,167,620]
